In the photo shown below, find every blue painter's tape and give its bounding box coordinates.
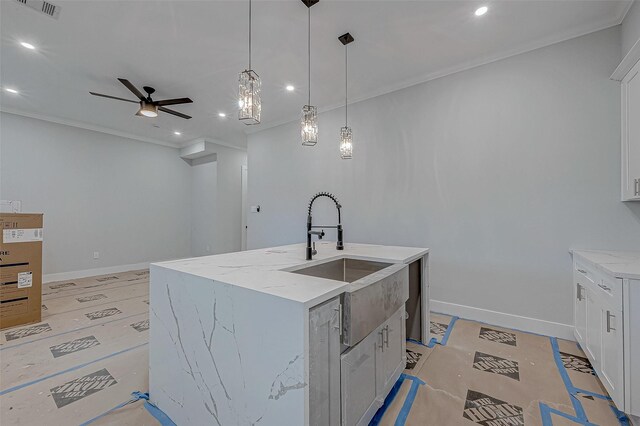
[394,375,424,426]
[144,400,177,426]
[79,392,147,426]
[79,391,176,426]
[439,316,458,346]
[550,337,588,420]
[1,312,146,352]
[370,374,405,426]
[0,342,148,396]
[414,315,458,348]
[539,402,598,426]
[609,402,631,426]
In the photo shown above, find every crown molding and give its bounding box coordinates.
[246,15,626,135]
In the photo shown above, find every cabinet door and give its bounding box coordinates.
[309,297,341,426]
[574,281,587,345]
[585,286,602,372]
[341,330,378,426]
[600,304,624,409]
[376,308,406,398]
[622,59,640,200]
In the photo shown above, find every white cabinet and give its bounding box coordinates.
[600,301,624,406]
[622,58,640,201]
[309,297,342,426]
[573,259,626,410]
[341,306,406,426]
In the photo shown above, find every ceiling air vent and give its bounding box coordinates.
[15,0,61,19]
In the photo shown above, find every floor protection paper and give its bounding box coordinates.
[0,270,156,426]
[376,316,627,426]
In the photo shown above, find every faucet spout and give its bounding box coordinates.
[306,192,344,260]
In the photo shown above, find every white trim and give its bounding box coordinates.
[43,261,150,283]
[247,16,625,135]
[186,137,247,152]
[431,299,575,340]
[1,108,181,148]
[612,38,640,81]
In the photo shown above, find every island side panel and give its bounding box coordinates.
[422,253,430,344]
[149,265,306,426]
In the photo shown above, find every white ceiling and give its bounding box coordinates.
[0,0,632,148]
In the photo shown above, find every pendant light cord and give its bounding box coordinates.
[345,45,348,127]
[308,7,311,105]
[248,0,252,70]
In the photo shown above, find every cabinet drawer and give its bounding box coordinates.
[574,262,595,286]
[574,261,622,310]
[592,271,622,310]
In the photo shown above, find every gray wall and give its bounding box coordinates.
[190,155,218,257]
[623,0,640,58]
[211,144,247,254]
[0,112,192,274]
[247,27,640,327]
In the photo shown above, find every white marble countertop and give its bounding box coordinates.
[572,249,640,280]
[152,242,429,307]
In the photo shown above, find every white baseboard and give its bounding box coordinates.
[43,262,150,283]
[431,299,575,341]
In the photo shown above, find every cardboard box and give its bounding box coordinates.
[0,213,43,329]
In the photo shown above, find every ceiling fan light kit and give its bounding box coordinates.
[138,100,158,118]
[238,0,261,125]
[301,0,319,146]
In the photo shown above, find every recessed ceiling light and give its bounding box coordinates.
[4,88,19,94]
[218,112,227,118]
[286,85,295,92]
[174,131,182,136]
[20,41,36,50]
[475,6,488,16]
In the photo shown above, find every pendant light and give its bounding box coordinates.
[301,0,319,146]
[238,0,261,125]
[339,32,354,159]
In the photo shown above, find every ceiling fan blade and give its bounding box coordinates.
[159,107,191,120]
[117,78,146,101]
[155,97,193,107]
[90,92,138,103]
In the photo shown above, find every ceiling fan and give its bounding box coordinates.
[90,78,193,119]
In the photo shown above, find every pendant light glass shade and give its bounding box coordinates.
[301,2,318,146]
[301,105,318,146]
[238,0,260,125]
[338,32,354,159]
[340,126,352,159]
[238,70,261,124]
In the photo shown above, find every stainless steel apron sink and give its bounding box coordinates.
[288,257,409,346]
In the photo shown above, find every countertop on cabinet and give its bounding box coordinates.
[572,249,640,280]
[152,242,429,307]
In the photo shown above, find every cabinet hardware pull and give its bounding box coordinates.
[334,304,343,336]
[635,178,640,196]
[576,284,583,301]
[379,330,385,352]
[577,269,587,274]
[384,325,390,348]
[606,310,616,332]
[598,283,612,292]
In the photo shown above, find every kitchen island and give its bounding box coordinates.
[149,242,429,426]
